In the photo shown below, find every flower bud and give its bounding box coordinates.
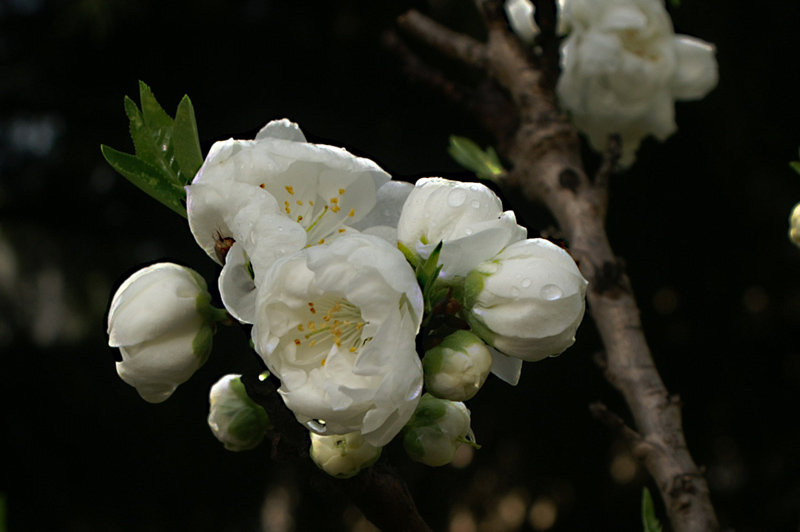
[464,238,588,362]
[208,374,272,451]
[107,263,225,403]
[403,394,475,467]
[423,330,492,401]
[790,202,800,248]
[309,432,382,479]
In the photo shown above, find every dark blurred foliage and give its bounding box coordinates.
[1,0,800,531]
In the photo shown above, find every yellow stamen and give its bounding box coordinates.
[285,185,294,195]
[348,208,355,217]
[339,188,345,195]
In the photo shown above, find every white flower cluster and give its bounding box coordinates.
[107,119,588,477]
[502,0,718,167]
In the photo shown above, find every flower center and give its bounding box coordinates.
[292,296,371,360]
[262,183,357,246]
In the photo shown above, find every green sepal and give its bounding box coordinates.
[192,325,213,365]
[462,269,487,309]
[404,393,449,430]
[448,135,505,181]
[398,241,421,268]
[415,242,449,323]
[641,488,663,532]
[173,95,204,183]
[230,376,274,431]
[100,144,187,217]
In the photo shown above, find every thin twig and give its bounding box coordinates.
[398,10,488,68]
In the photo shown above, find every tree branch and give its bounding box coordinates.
[396,4,720,531]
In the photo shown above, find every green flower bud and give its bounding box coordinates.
[403,394,476,467]
[309,432,382,479]
[208,374,272,451]
[423,330,492,401]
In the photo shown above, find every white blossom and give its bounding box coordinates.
[423,330,493,402]
[403,394,475,467]
[397,178,526,278]
[251,234,424,447]
[556,0,718,166]
[465,238,588,361]
[505,0,539,44]
[207,374,272,451]
[107,263,220,403]
[790,202,800,248]
[186,118,392,323]
[309,432,382,479]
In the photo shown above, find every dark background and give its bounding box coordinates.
[1,0,799,531]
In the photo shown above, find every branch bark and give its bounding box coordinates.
[397,4,720,531]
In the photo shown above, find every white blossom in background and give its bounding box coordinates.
[403,394,475,467]
[504,0,539,44]
[310,432,382,478]
[107,263,222,403]
[186,118,392,323]
[207,374,272,451]
[790,202,800,248]
[251,234,424,447]
[397,178,526,279]
[464,238,588,361]
[556,0,718,166]
[423,330,493,402]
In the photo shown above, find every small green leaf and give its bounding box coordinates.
[101,145,187,217]
[642,488,663,532]
[173,95,204,183]
[448,135,506,181]
[125,95,180,184]
[138,80,174,132]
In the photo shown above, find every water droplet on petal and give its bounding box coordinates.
[447,188,467,207]
[540,284,562,300]
[470,184,480,191]
[521,278,532,288]
[464,227,474,235]
[471,200,481,209]
[510,287,521,297]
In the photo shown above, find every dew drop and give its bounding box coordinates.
[510,287,521,297]
[470,184,480,191]
[471,200,481,209]
[540,284,562,300]
[464,227,474,236]
[447,188,467,207]
[521,278,532,288]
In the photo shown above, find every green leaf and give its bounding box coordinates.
[415,242,450,323]
[138,80,174,132]
[125,96,179,184]
[790,161,800,175]
[101,145,187,217]
[173,95,204,183]
[448,135,506,181]
[641,488,663,532]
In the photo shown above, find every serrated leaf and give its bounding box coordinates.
[448,135,506,180]
[101,145,187,218]
[790,161,800,175]
[138,80,174,132]
[124,95,180,184]
[641,488,663,532]
[173,95,204,184]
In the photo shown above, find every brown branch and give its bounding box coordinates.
[398,10,488,69]
[241,373,433,532]
[397,4,720,531]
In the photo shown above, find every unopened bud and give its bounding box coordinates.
[309,432,382,479]
[403,394,477,467]
[423,330,492,401]
[208,374,272,451]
